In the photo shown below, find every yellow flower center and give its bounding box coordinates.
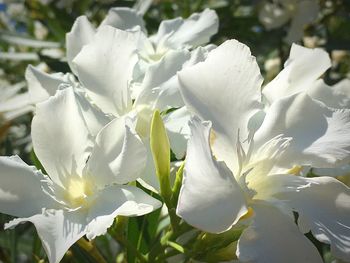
[64,177,94,208]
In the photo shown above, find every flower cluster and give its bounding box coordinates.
[0,4,350,263]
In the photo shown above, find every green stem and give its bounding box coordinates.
[116,236,148,263]
[77,238,107,263]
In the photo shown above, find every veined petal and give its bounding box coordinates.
[237,202,323,263]
[274,176,350,261]
[0,156,58,218]
[176,117,248,233]
[73,26,139,116]
[100,7,146,32]
[262,44,331,104]
[254,93,350,168]
[86,184,161,240]
[66,16,95,75]
[25,65,69,104]
[32,88,92,187]
[5,209,87,263]
[86,116,146,187]
[308,79,350,109]
[178,40,263,171]
[153,8,218,48]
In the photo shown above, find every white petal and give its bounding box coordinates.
[100,7,146,32]
[25,65,70,104]
[274,176,350,261]
[75,91,110,136]
[255,93,350,168]
[73,26,139,116]
[176,117,248,233]
[237,202,323,263]
[86,184,161,240]
[32,88,92,187]
[178,40,263,171]
[285,0,319,43]
[135,47,209,111]
[137,141,160,192]
[153,8,218,48]
[262,44,331,104]
[86,116,146,187]
[308,79,350,109]
[0,156,58,218]
[135,49,191,110]
[66,16,95,75]
[163,107,191,159]
[5,209,87,263]
[154,47,210,110]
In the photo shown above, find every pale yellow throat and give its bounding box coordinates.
[65,177,94,208]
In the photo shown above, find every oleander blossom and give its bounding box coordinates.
[263,43,350,178]
[0,88,161,263]
[21,7,219,191]
[176,40,350,262]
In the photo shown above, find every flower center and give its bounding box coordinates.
[64,177,94,209]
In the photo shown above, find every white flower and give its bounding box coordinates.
[24,7,218,191]
[0,87,161,263]
[259,0,319,43]
[176,40,350,262]
[66,7,218,74]
[262,43,350,177]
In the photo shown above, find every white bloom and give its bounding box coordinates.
[259,0,319,43]
[176,40,350,262]
[0,87,161,263]
[66,7,218,74]
[24,8,217,190]
[72,25,209,190]
[262,43,350,177]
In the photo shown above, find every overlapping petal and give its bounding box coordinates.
[152,8,218,48]
[25,65,70,103]
[254,93,350,168]
[262,44,331,104]
[73,26,139,116]
[0,156,58,217]
[86,116,147,188]
[275,176,350,261]
[237,202,323,263]
[100,7,146,32]
[31,88,92,187]
[177,117,248,233]
[179,40,263,171]
[5,210,87,263]
[86,184,161,240]
[308,79,350,109]
[66,16,95,75]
